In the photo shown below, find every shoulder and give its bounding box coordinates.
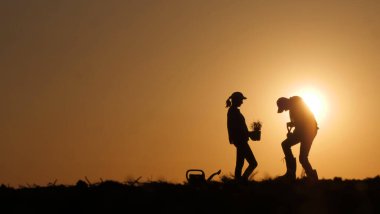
[289,96,305,106]
[290,96,303,102]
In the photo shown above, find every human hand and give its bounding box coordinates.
[286,122,294,133]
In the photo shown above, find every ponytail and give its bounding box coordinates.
[225,97,232,108]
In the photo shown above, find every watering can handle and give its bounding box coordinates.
[186,169,205,181]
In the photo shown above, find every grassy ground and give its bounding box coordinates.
[1,176,380,213]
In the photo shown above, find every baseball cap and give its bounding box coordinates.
[230,92,247,100]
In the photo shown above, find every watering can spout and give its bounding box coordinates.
[207,169,222,182]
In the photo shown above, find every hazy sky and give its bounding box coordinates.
[1,0,379,186]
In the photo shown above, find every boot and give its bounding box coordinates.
[277,157,296,181]
[306,169,318,182]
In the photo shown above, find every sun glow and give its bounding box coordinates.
[295,88,328,124]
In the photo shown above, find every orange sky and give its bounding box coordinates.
[1,0,379,186]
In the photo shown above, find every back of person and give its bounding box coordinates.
[289,96,318,130]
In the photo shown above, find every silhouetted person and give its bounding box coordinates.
[226,92,258,182]
[276,96,319,182]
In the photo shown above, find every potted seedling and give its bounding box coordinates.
[249,120,262,141]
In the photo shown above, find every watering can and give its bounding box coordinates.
[186,169,221,185]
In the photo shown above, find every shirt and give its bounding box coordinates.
[227,106,249,144]
[288,96,318,130]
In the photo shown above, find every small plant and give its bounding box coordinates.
[251,120,262,131]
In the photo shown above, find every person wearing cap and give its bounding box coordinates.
[226,92,258,182]
[276,96,319,182]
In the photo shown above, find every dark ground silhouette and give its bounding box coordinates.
[1,176,380,214]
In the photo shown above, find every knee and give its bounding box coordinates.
[248,159,258,168]
[249,161,258,170]
[246,154,257,166]
[253,161,258,168]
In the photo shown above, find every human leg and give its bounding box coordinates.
[282,133,299,158]
[278,135,299,180]
[234,143,245,179]
[299,131,318,181]
[240,142,258,180]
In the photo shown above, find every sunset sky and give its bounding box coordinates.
[1,0,379,186]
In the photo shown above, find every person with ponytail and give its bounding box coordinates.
[226,91,258,182]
